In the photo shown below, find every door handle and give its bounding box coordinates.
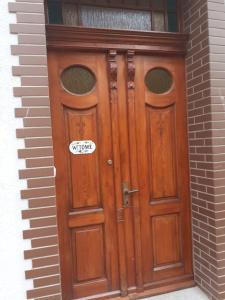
[122,182,139,208]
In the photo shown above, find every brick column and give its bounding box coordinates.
[8,1,62,299]
[184,1,225,299]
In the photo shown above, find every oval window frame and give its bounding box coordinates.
[144,67,173,95]
[60,65,96,96]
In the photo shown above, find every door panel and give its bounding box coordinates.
[73,226,105,282]
[147,106,177,200]
[48,51,119,300]
[66,108,100,209]
[134,55,192,285]
[152,214,181,266]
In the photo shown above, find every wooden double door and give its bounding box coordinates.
[48,50,193,300]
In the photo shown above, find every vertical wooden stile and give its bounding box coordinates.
[107,50,128,296]
[126,50,144,291]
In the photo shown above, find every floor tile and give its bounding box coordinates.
[146,287,209,300]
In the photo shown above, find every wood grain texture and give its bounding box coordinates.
[107,50,128,296]
[46,25,188,54]
[73,226,105,282]
[147,106,177,200]
[48,49,193,299]
[134,55,193,285]
[66,108,100,209]
[48,51,119,300]
[152,214,180,267]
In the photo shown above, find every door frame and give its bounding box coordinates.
[46,26,188,55]
[46,25,194,300]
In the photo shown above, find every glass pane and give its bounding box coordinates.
[153,12,165,31]
[47,1,63,24]
[168,13,178,32]
[80,6,151,31]
[61,66,96,95]
[167,0,177,12]
[152,0,164,10]
[145,68,173,94]
[62,4,79,26]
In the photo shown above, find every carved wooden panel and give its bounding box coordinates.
[72,225,106,283]
[134,55,192,286]
[48,49,193,299]
[48,51,119,299]
[152,214,181,268]
[65,108,100,209]
[146,105,177,200]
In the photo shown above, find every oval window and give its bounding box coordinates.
[61,66,96,95]
[145,68,173,94]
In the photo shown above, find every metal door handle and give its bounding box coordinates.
[122,182,139,208]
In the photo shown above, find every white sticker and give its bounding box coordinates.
[69,140,96,155]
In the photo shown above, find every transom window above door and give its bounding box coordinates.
[46,0,180,32]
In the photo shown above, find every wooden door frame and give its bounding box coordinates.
[46,26,194,300]
[46,25,188,55]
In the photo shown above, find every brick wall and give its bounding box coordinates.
[208,0,225,299]
[8,1,62,299]
[184,0,225,299]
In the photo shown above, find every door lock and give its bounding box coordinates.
[107,159,113,165]
[122,182,139,208]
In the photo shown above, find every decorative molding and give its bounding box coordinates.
[108,50,118,90]
[46,25,188,55]
[127,50,135,90]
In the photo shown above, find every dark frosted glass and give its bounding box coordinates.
[62,4,79,26]
[47,1,63,24]
[61,66,96,95]
[168,13,178,32]
[47,0,179,33]
[153,12,165,31]
[145,68,173,94]
[167,0,177,12]
[80,6,151,31]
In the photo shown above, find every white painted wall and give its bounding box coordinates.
[0,1,33,299]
